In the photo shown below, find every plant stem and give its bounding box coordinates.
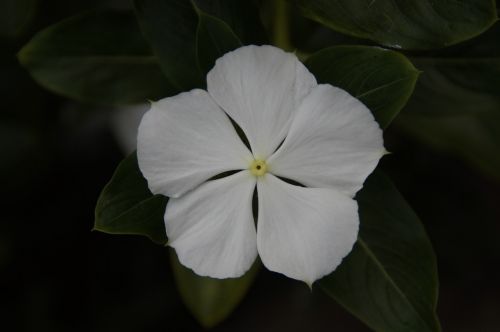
[272,0,292,51]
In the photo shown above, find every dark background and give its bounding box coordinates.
[1,0,499,331]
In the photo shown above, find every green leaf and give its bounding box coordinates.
[170,250,259,328]
[396,111,500,181]
[395,23,500,180]
[94,152,168,245]
[305,46,419,129]
[195,10,242,75]
[134,0,267,89]
[319,171,440,332]
[0,0,37,38]
[18,10,173,106]
[295,0,498,50]
[192,0,268,44]
[134,0,204,90]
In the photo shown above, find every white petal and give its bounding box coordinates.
[207,45,317,159]
[268,84,385,197]
[137,89,253,198]
[166,171,257,278]
[257,174,359,285]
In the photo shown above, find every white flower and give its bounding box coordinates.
[137,45,385,286]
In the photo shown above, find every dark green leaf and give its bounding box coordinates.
[94,152,168,245]
[195,10,242,75]
[193,0,268,44]
[288,7,367,54]
[395,23,500,180]
[134,0,267,89]
[170,250,259,328]
[319,171,440,332]
[296,0,498,50]
[134,0,204,90]
[0,0,37,38]
[18,10,173,105]
[408,23,500,111]
[395,111,500,181]
[306,46,419,129]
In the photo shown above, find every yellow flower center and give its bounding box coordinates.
[249,159,268,177]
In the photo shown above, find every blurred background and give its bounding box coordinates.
[1,0,499,331]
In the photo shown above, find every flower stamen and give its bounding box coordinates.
[250,159,268,177]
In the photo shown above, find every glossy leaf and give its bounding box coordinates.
[196,11,242,75]
[94,152,168,245]
[18,10,173,105]
[134,0,204,90]
[296,0,498,50]
[170,250,259,328]
[396,23,500,180]
[306,46,419,129]
[319,171,440,332]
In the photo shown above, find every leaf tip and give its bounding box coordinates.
[16,44,30,66]
[189,0,201,15]
[91,223,102,233]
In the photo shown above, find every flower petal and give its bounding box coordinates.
[137,89,253,198]
[257,174,359,285]
[207,45,317,159]
[166,171,257,278]
[268,84,385,197]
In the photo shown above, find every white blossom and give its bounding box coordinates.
[137,45,385,285]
